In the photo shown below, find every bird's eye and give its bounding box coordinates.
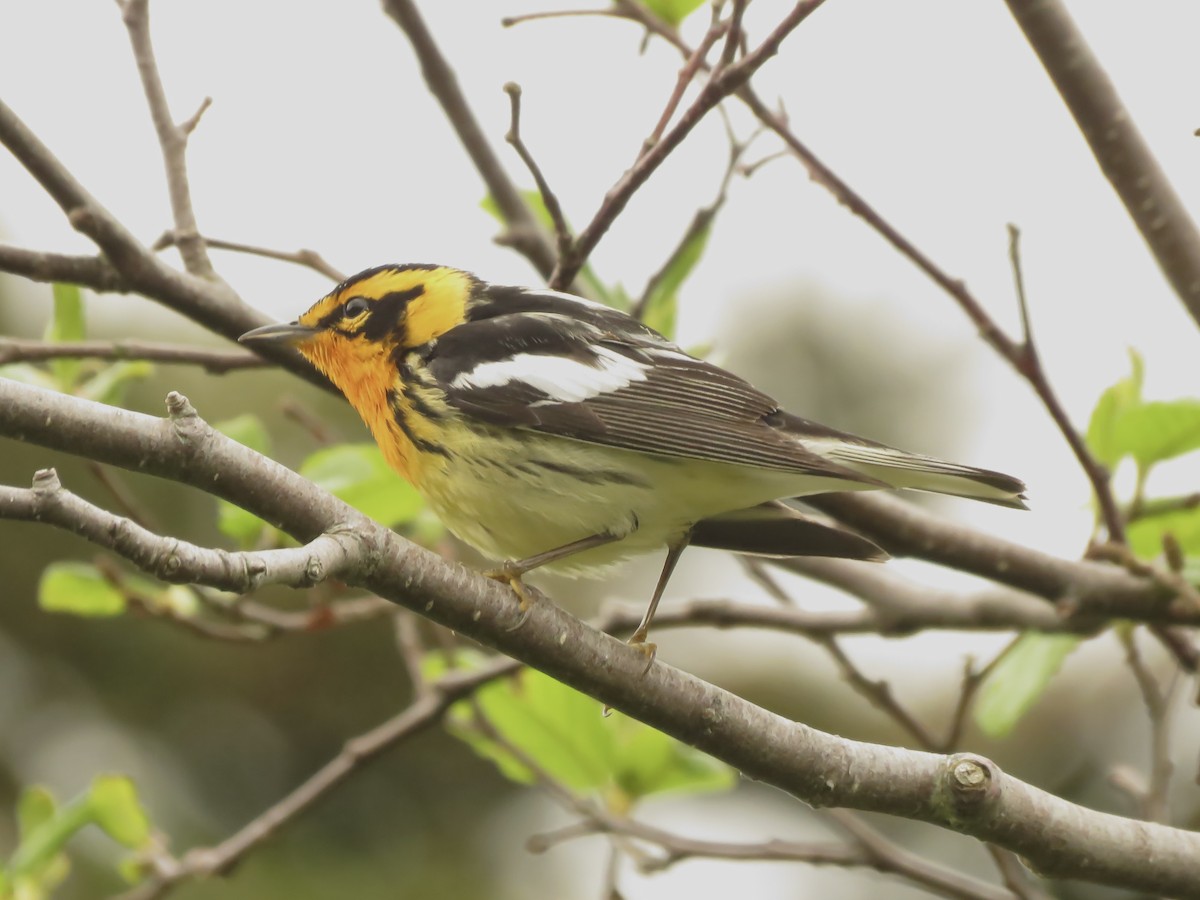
[343,297,370,319]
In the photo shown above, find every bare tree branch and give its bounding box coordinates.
[485,707,1013,900]
[0,244,127,292]
[3,380,1200,896]
[152,230,347,282]
[549,0,828,290]
[121,655,521,900]
[775,557,1086,632]
[381,0,558,280]
[1119,627,1179,824]
[0,468,362,593]
[0,337,265,373]
[119,0,218,279]
[503,82,572,260]
[0,100,332,391]
[806,493,1187,623]
[1004,0,1200,331]
[1006,224,1124,542]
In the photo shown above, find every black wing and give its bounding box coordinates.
[421,292,878,486]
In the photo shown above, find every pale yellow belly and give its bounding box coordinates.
[416,429,849,574]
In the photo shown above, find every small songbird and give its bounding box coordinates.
[241,264,1026,658]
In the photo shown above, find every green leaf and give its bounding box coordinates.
[1128,506,1200,560]
[213,415,275,546]
[38,562,126,617]
[214,414,273,456]
[430,653,734,801]
[16,790,56,841]
[46,284,85,389]
[1114,400,1200,469]
[636,0,706,26]
[300,443,423,527]
[1085,350,1143,468]
[216,502,271,548]
[75,361,153,406]
[6,795,90,884]
[0,364,60,390]
[88,776,150,849]
[974,633,1082,738]
[639,219,711,338]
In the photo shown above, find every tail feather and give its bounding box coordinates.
[691,502,888,561]
[818,443,1028,509]
[775,413,1028,509]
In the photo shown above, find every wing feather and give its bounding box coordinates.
[424,306,879,486]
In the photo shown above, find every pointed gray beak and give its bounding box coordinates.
[238,322,318,346]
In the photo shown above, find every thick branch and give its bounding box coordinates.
[0,470,360,592]
[0,100,332,391]
[1005,0,1200,330]
[0,244,127,292]
[2,380,1200,896]
[807,493,1183,620]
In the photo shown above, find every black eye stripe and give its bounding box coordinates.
[362,286,423,342]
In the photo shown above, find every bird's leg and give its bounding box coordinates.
[627,531,691,674]
[485,530,624,631]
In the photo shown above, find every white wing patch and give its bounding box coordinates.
[451,346,649,404]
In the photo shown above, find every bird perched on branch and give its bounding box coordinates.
[241,264,1026,662]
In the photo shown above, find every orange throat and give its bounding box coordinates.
[299,336,426,483]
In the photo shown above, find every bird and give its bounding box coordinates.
[240,263,1026,661]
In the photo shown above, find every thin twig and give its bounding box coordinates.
[643,13,730,151]
[715,0,747,71]
[152,230,346,282]
[549,0,828,290]
[817,635,940,751]
[0,99,331,392]
[941,637,1023,752]
[94,558,271,643]
[86,463,159,532]
[739,557,795,605]
[503,82,572,260]
[279,398,338,446]
[471,704,1009,900]
[632,112,754,320]
[119,0,217,279]
[0,337,265,374]
[121,657,521,900]
[501,9,615,28]
[1119,627,1178,824]
[381,0,557,279]
[1007,224,1124,542]
[394,610,432,700]
[1004,0,1200,330]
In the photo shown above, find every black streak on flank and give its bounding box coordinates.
[363,286,424,343]
[387,388,451,458]
[397,359,448,422]
[531,458,650,487]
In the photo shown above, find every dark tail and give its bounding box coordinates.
[691,502,887,561]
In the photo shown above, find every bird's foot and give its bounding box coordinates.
[627,626,657,677]
[484,560,534,631]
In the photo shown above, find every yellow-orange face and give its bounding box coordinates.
[241,263,477,402]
